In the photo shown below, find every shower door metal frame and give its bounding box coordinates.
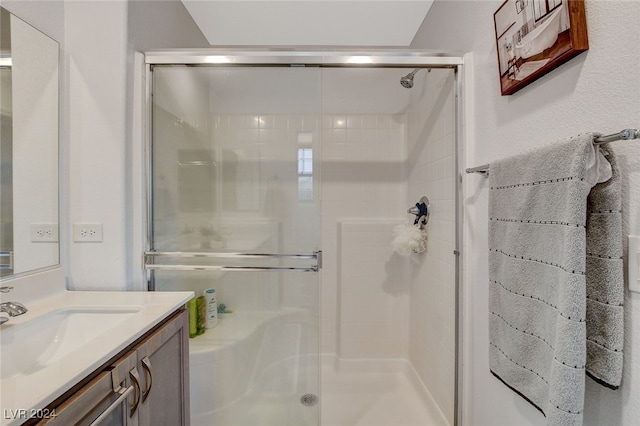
[143,50,465,426]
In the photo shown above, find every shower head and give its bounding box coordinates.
[400,68,431,89]
[400,69,419,88]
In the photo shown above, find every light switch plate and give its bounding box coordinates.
[629,235,640,294]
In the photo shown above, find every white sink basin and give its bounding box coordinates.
[0,307,140,379]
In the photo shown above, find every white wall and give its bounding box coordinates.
[412,1,640,425]
[65,1,129,290]
[63,1,208,290]
[2,0,208,290]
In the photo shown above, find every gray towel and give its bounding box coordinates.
[585,146,624,388]
[488,134,622,426]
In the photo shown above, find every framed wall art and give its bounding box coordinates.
[494,0,589,95]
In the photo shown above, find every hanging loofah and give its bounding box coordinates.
[391,222,428,256]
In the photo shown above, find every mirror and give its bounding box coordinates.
[0,6,59,279]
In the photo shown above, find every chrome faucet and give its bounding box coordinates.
[0,286,28,324]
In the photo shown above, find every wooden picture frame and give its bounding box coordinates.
[494,0,588,95]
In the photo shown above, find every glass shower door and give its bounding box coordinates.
[147,65,322,426]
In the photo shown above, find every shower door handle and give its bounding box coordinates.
[144,250,322,272]
[145,264,319,272]
[145,251,320,260]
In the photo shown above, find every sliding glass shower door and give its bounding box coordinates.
[147,65,322,426]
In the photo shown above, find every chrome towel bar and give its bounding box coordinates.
[464,164,490,176]
[593,128,639,145]
[465,128,639,177]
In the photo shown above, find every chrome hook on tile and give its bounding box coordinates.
[407,196,430,229]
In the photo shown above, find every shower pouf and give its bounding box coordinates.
[391,222,428,256]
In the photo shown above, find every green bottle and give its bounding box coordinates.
[196,295,206,335]
[187,298,197,338]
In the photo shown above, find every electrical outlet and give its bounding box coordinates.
[30,223,59,242]
[73,223,103,243]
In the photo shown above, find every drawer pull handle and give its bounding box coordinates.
[88,371,134,426]
[129,367,142,417]
[141,356,153,402]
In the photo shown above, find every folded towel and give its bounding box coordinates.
[488,133,620,426]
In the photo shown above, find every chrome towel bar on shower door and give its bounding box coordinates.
[144,250,322,272]
[146,264,320,272]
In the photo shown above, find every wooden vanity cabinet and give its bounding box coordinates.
[36,309,190,426]
[133,308,190,426]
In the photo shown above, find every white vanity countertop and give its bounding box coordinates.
[0,286,193,425]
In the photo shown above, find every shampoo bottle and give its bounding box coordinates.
[204,288,218,329]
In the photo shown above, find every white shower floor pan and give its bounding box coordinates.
[321,355,449,426]
[189,311,449,426]
[190,310,319,426]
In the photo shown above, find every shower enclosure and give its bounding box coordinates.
[144,52,463,426]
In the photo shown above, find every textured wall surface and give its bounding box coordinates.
[413,1,640,425]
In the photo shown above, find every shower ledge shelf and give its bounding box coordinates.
[188,308,307,357]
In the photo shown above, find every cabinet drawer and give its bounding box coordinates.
[38,351,138,426]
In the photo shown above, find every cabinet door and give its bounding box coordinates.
[134,309,190,426]
[38,351,139,426]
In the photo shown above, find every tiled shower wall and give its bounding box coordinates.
[152,109,321,310]
[172,111,411,348]
[209,113,322,312]
[319,114,408,357]
[407,69,456,424]
[336,220,410,358]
